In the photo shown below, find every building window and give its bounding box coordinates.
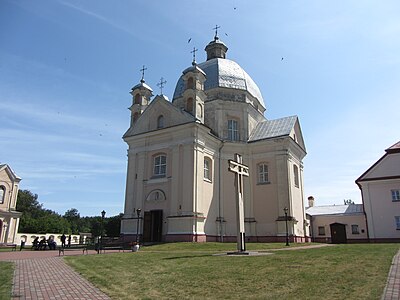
[134,93,141,104]
[187,77,194,89]
[186,98,193,113]
[258,164,269,184]
[351,225,359,234]
[318,226,325,236]
[293,165,299,188]
[228,119,239,141]
[395,216,400,230]
[0,186,5,204]
[153,155,167,177]
[157,115,164,129]
[392,190,400,202]
[204,158,212,181]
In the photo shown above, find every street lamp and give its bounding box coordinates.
[136,208,141,245]
[100,210,106,253]
[284,207,289,246]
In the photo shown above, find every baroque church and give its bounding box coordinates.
[121,33,308,243]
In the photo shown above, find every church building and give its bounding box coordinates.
[121,33,308,243]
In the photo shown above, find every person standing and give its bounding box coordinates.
[68,235,71,247]
[61,234,66,248]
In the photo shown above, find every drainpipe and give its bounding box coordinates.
[218,141,225,242]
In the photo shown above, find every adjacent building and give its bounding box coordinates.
[121,34,308,243]
[0,164,22,244]
[356,141,400,242]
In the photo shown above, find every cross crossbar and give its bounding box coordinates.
[228,160,249,177]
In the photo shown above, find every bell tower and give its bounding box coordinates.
[129,66,153,126]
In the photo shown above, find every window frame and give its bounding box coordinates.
[318,226,325,236]
[204,158,212,182]
[391,190,400,202]
[153,154,167,177]
[293,164,299,188]
[0,186,5,204]
[395,216,400,230]
[258,163,269,184]
[351,224,359,234]
[228,119,239,141]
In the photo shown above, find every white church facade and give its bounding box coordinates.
[121,34,308,243]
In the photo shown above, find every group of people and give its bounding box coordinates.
[31,234,72,250]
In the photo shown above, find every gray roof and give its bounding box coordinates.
[248,115,297,142]
[306,204,364,216]
[173,58,265,108]
[131,81,153,92]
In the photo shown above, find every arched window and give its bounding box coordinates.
[186,98,193,113]
[0,186,5,204]
[204,158,212,181]
[293,164,299,187]
[157,115,164,129]
[134,93,141,104]
[187,77,194,89]
[153,154,167,177]
[228,119,239,141]
[258,164,269,184]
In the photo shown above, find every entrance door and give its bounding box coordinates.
[143,210,163,243]
[330,223,347,244]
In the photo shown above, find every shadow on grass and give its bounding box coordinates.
[164,254,213,260]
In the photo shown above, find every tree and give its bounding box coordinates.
[63,208,81,234]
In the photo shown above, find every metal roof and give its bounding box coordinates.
[248,115,297,142]
[173,58,265,108]
[306,204,364,216]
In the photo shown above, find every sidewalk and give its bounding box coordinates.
[381,249,400,300]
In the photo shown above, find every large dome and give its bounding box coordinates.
[173,58,265,109]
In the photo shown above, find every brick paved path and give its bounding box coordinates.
[11,257,111,300]
[382,249,400,300]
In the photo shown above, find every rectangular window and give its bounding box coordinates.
[351,224,359,234]
[395,216,400,230]
[228,120,239,141]
[258,164,269,183]
[392,190,400,202]
[318,226,325,236]
[293,165,299,188]
[204,158,212,181]
[154,155,167,176]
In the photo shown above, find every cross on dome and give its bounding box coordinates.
[140,65,147,83]
[213,25,221,40]
[191,47,198,65]
[157,77,167,95]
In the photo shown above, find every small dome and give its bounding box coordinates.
[173,58,265,109]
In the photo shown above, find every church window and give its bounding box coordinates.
[157,115,164,129]
[293,165,299,188]
[395,216,400,230]
[187,77,194,89]
[204,158,212,181]
[134,93,141,104]
[186,98,193,113]
[0,186,4,204]
[392,190,400,202]
[318,226,325,236]
[228,119,239,141]
[153,155,167,177]
[258,164,269,184]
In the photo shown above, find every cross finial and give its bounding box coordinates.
[157,77,167,95]
[213,25,221,40]
[140,65,147,83]
[191,47,198,65]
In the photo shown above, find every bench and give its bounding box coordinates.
[58,245,88,256]
[0,243,17,251]
[98,246,124,254]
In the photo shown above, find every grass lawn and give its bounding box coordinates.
[0,261,14,300]
[65,243,398,299]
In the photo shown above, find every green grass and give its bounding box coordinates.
[0,261,14,300]
[65,243,398,299]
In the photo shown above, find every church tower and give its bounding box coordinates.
[129,68,153,126]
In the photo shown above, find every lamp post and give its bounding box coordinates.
[100,210,106,253]
[284,207,289,246]
[136,208,141,245]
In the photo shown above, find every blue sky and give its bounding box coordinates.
[1,1,399,217]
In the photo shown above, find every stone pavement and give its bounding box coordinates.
[0,250,114,300]
[382,249,400,300]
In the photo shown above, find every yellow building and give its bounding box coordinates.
[121,35,308,243]
[0,164,22,244]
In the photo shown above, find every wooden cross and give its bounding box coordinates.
[140,65,147,83]
[191,47,198,64]
[157,77,167,95]
[213,25,221,39]
[228,153,249,252]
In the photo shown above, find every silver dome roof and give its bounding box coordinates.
[173,58,265,109]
